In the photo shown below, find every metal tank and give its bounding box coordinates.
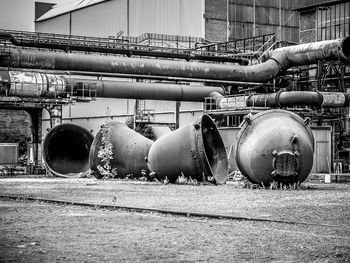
[42,123,94,177]
[147,114,228,184]
[235,109,314,186]
[89,122,154,179]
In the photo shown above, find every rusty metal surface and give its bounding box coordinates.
[68,78,226,102]
[1,36,348,83]
[269,37,350,68]
[42,123,94,177]
[235,110,314,185]
[245,91,349,108]
[0,70,66,97]
[89,122,153,179]
[147,114,228,184]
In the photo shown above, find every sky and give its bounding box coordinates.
[0,0,73,31]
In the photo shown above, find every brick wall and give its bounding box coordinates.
[0,109,32,154]
[205,0,227,42]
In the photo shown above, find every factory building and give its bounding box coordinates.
[0,0,349,176]
[31,0,305,137]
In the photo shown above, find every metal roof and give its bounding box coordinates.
[36,0,110,22]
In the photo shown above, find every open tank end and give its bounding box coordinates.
[342,36,350,60]
[43,123,94,176]
[147,114,228,184]
[201,115,228,184]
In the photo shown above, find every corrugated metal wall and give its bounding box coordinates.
[72,0,128,37]
[35,13,70,34]
[129,0,204,37]
[205,0,299,42]
[35,0,204,38]
[311,126,332,173]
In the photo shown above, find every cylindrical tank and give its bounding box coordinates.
[89,122,153,179]
[235,109,314,185]
[147,114,228,184]
[42,123,94,177]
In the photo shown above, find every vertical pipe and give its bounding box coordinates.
[69,12,72,36]
[127,0,130,36]
[226,0,229,41]
[175,101,180,129]
[279,0,282,41]
[253,0,256,37]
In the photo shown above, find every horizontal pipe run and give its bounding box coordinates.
[0,32,249,65]
[67,78,226,102]
[246,91,349,108]
[1,69,226,102]
[1,36,348,83]
[0,67,273,86]
[216,91,350,109]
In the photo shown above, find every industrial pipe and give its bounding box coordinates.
[1,37,349,82]
[0,31,249,65]
[147,114,228,184]
[89,122,153,179]
[0,70,226,101]
[0,70,66,97]
[235,109,314,185]
[216,91,350,109]
[42,123,94,177]
[67,78,226,102]
[246,91,349,108]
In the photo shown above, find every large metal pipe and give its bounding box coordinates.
[0,70,225,101]
[147,114,228,184]
[67,78,226,102]
[0,70,66,97]
[0,31,249,65]
[246,91,350,108]
[89,122,153,179]
[235,109,314,186]
[216,91,350,109]
[1,37,349,82]
[42,123,94,177]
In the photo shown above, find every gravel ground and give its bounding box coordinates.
[0,177,350,262]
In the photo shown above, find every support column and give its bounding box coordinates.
[175,101,181,129]
[27,108,43,166]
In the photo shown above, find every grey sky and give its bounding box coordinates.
[0,0,73,31]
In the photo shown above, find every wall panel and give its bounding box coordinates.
[35,13,70,34]
[129,0,204,37]
[71,0,127,38]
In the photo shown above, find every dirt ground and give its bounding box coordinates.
[0,177,350,262]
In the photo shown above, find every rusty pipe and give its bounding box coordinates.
[66,78,226,102]
[0,69,225,101]
[0,31,248,65]
[1,37,349,82]
[266,37,350,69]
[246,91,350,108]
[215,91,350,109]
[0,70,66,97]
